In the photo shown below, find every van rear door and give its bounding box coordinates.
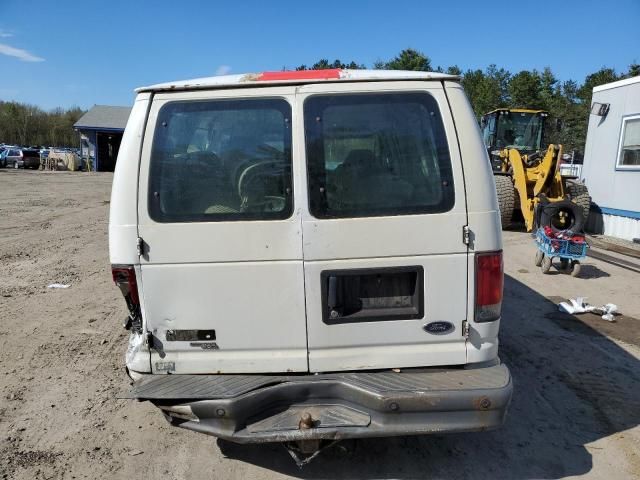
[137,87,308,373]
[297,81,469,372]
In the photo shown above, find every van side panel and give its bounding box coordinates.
[109,92,151,265]
[443,82,502,253]
[444,81,502,364]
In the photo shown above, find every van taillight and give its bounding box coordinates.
[111,265,142,331]
[112,265,139,304]
[475,251,503,322]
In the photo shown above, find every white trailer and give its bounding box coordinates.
[582,76,640,241]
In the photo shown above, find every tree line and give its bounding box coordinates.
[1,49,638,152]
[0,101,85,148]
[296,49,640,153]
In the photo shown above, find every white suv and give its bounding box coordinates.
[110,69,511,453]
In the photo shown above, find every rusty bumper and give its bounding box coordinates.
[126,363,512,443]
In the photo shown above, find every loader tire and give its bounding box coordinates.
[494,175,515,229]
[566,180,591,225]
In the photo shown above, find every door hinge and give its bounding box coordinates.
[136,237,144,256]
[462,320,470,339]
[462,225,471,246]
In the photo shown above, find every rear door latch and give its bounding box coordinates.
[462,225,471,246]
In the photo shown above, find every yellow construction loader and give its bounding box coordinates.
[480,108,590,232]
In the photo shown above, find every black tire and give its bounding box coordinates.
[535,250,544,267]
[571,260,581,277]
[538,199,585,233]
[541,255,552,274]
[565,180,591,225]
[494,175,515,229]
[560,258,570,270]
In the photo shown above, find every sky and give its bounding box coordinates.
[0,0,638,110]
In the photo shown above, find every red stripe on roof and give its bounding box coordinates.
[257,69,342,81]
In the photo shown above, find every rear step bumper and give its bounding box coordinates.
[125,363,512,443]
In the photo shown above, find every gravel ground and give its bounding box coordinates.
[0,170,639,480]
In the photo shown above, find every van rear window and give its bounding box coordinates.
[304,93,454,218]
[148,99,293,222]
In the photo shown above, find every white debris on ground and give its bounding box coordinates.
[558,297,619,321]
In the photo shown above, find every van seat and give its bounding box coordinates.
[331,149,413,209]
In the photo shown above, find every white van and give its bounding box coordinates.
[111,69,511,452]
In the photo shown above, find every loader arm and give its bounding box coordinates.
[532,145,564,198]
[502,149,535,231]
[499,144,568,232]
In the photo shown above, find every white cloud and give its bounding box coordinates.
[0,30,13,38]
[0,43,44,62]
[215,65,231,76]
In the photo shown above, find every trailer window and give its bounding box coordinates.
[304,93,454,218]
[617,115,640,170]
[148,98,293,222]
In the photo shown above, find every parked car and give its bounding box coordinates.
[0,145,19,168]
[3,148,20,168]
[111,69,511,455]
[5,148,41,169]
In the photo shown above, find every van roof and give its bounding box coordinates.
[136,69,460,93]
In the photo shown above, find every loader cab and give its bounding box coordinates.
[481,109,548,169]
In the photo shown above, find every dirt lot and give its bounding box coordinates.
[1,170,639,479]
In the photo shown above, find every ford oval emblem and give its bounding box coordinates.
[423,321,454,335]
